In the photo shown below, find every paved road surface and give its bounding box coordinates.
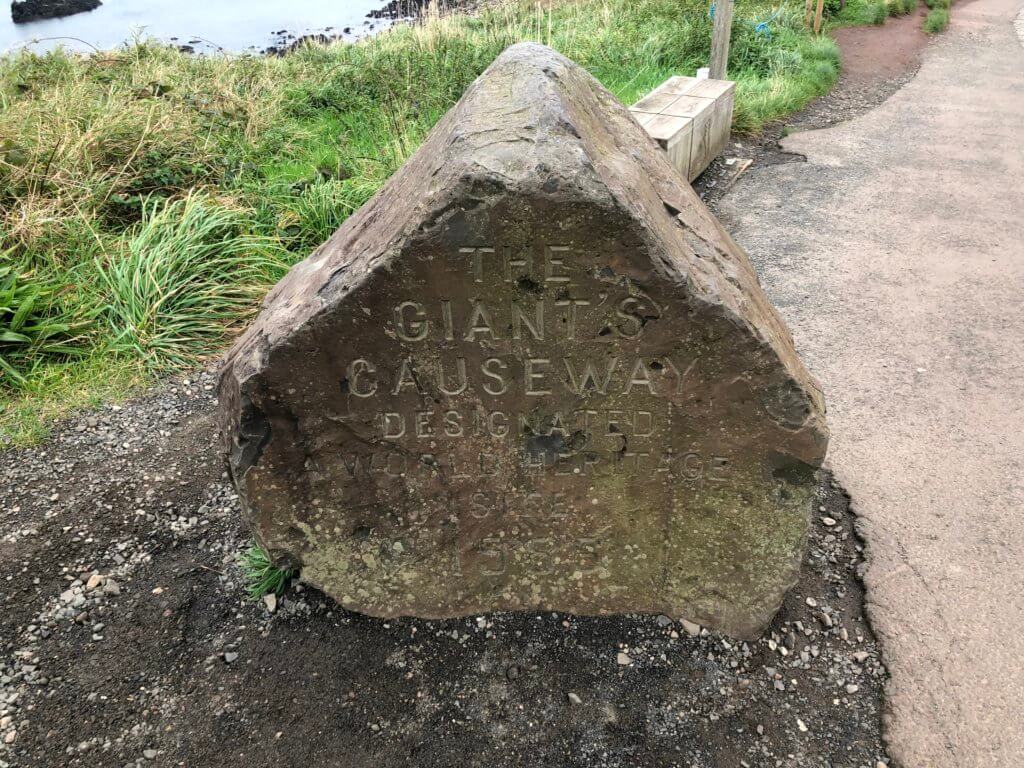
[718,0,1024,764]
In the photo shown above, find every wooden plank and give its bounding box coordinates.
[684,79,736,100]
[660,76,700,96]
[661,95,712,118]
[629,110,661,129]
[813,0,825,34]
[685,107,715,181]
[632,87,686,114]
[631,75,735,181]
[701,88,735,179]
[709,0,734,80]
[639,113,693,144]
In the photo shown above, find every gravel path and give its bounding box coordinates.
[696,8,930,204]
[718,0,1024,763]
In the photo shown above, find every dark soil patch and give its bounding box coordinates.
[10,0,100,24]
[0,370,888,768]
[695,10,931,203]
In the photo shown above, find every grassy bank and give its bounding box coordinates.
[0,0,841,445]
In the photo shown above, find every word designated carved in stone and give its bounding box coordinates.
[218,43,828,639]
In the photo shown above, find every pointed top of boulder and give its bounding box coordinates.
[230,43,816,401]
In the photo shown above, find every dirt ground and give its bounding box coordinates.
[695,8,930,202]
[0,11,937,768]
[0,372,886,768]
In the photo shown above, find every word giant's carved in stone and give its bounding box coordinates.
[218,43,829,639]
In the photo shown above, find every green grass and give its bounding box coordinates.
[95,193,288,368]
[0,0,842,443]
[924,6,949,30]
[239,544,296,600]
[924,0,949,8]
[0,250,93,384]
[832,0,889,25]
[888,0,917,16]
[0,354,148,446]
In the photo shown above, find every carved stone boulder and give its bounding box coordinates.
[218,42,828,639]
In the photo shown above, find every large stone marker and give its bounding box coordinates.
[218,43,828,639]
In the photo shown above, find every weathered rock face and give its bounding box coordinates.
[218,43,828,639]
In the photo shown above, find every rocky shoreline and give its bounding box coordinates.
[7,0,470,56]
[264,1,474,56]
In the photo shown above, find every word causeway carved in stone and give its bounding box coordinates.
[218,42,828,639]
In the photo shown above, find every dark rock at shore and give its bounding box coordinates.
[367,0,434,20]
[10,0,101,24]
[264,32,340,57]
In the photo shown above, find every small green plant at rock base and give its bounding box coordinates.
[239,544,296,600]
[924,6,950,31]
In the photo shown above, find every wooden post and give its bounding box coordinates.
[709,0,734,80]
[805,0,815,27]
[813,0,825,33]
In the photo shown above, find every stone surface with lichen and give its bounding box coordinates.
[218,42,828,639]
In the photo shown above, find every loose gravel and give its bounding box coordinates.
[0,368,890,767]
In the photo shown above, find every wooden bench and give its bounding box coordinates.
[630,76,735,182]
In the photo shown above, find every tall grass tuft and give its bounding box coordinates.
[923,6,949,30]
[0,252,91,387]
[94,194,287,368]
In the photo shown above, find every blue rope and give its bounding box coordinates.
[709,0,790,38]
[755,0,790,36]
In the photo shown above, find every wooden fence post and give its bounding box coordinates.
[813,0,826,33]
[709,0,734,80]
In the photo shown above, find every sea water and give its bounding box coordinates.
[1,0,393,55]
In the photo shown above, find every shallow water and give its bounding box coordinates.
[1,0,392,55]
